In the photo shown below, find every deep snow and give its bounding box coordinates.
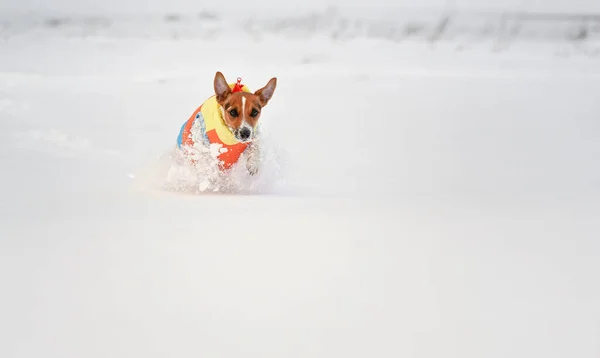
[1,11,600,358]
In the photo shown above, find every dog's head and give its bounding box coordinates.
[213,71,277,143]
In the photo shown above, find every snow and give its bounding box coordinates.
[1,9,600,358]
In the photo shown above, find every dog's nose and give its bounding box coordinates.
[239,127,251,141]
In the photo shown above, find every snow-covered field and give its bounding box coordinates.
[1,10,600,358]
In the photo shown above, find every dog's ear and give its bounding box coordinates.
[254,77,277,107]
[214,71,231,104]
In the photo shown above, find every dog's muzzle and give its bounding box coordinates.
[234,124,253,143]
[239,127,251,141]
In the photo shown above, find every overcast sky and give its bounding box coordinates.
[0,0,599,14]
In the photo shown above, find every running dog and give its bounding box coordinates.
[176,71,277,175]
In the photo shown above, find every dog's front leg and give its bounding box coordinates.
[245,140,261,176]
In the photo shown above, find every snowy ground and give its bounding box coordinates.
[1,13,600,358]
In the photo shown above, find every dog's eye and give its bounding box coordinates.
[250,109,259,117]
[229,109,238,117]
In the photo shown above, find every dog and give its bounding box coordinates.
[176,71,277,176]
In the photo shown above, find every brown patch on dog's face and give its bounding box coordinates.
[221,94,262,129]
[213,71,277,142]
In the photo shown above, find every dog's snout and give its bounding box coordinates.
[239,127,251,141]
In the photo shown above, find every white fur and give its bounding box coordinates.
[241,96,246,118]
[245,140,261,175]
